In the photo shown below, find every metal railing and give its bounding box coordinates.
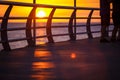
[0,1,112,51]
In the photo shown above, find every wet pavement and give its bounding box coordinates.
[0,38,120,80]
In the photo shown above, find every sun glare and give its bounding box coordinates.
[36,10,46,17]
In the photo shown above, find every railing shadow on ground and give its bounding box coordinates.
[0,1,113,51]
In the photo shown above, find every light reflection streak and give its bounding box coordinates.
[32,62,55,69]
[31,71,55,80]
[32,62,55,80]
[34,50,52,58]
[36,28,46,45]
[32,50,56,80]
[36,38,46,45]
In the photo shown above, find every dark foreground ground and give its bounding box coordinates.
[0,38,120,80]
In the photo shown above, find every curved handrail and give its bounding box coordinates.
[86,9,94,39]
[26,7,37,47]
[0,1,109,51]
[1,5,13,51]
[46,8,56,43]
[68,9,76,41]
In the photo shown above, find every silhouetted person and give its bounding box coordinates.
[100,0,110,43]
[110,0,120,42]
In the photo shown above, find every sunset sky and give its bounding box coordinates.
[0,0,100,22]
[1,0,99,7]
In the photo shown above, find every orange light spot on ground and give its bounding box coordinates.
[70,53,76,59]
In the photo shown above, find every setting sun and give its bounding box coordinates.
[36,10,46,17]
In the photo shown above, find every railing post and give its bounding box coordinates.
[1,5,13,51]
[74,0,77,40]
[33,0,36,45]
[86,9,94,39]
[46,8,56,43]
[68,9,76,41]
[26,7,37,47]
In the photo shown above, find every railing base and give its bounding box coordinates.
[0,49,11,53]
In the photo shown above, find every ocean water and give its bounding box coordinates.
[0,22,114,51]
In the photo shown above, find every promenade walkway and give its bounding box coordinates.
[0,38,120,80]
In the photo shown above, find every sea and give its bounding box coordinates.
[0,22,114,51]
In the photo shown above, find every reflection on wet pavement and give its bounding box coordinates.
[0,39,120,80]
